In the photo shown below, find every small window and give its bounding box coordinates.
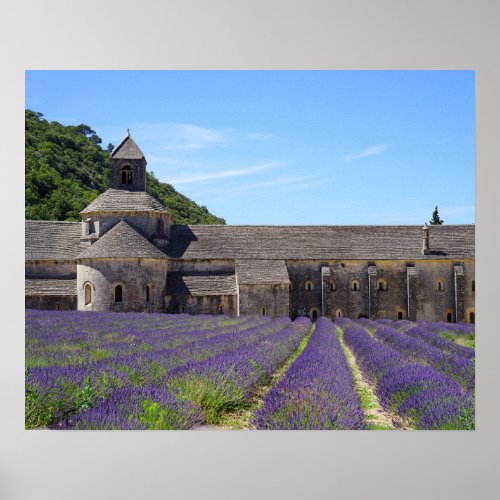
[305,281,313,291]
[84,283,92,305]
[335,309,342,318]
[437,280,444,292]
[261,307,266,316]
[377,279,387,291]
[310,308,319,321]
[446,311,452,323]
[218,304,224,314]
[114,285,123,303]
[472,280,475,292]
[397,311,403,320]
[180,305,186,313]
[121,165,132,185]
[469,311,475,324]
[351,280,360,291]
[146,284,153,303]
[330,282,336,292]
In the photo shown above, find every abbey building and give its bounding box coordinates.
[25,135,475,323]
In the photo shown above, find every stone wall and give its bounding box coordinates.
[109,158,146,191]
[25,261,76,279]
[286,259,475,322]
[238,283,290,318]
[164,294,238,316]
[82,213,171,245]
[26,295,76,310]
[77,258,168,312]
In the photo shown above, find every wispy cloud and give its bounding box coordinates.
[341,144,389,162]
[204,174,321,195]
[169,162,279,185]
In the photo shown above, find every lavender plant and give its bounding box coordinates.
[253,317,364,430]
[374,326,474,392]
[343,326,474,429]
[167,317,312,423]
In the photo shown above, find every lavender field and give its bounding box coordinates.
[25,310,474,430]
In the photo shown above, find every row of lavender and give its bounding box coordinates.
[63,317,312,429]
[339,318,474,429]
[254,317,364,430]
[26,310,311,429]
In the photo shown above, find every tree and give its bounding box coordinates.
[429,206,444,225]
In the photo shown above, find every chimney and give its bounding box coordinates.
[422,223,430,255]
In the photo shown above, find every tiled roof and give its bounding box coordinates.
[25,221,82,261]
[77,220,167,259]
[166,272,237,296]
[235,259,290,284]
[168,225,475,260]
[110,135,145,159]
[81,189,168,214]
[25,279,77,296]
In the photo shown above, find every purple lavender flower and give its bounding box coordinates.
[253,317,364,430]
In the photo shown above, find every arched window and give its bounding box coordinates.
[469,311,475,324]
[377,279,387,291]
[310,308,319,321]
[180,305,186,313]
[330,282,336,292]
[305,281,313,291]
[114,285,123,303]
[335,309,343,318]
[261,307,266,316]
[218,304,224,314]
[121,165,132,185]
[84,283,92,305]
[351,280,360,291]
[146,284,153,303]
[446,311,452,323]
[397,311,403,320]
[437,280,444,291]
[472,280,475,292]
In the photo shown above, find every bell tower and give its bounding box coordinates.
[109,132,147,191]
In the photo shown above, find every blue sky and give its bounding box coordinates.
[25,70,475,225]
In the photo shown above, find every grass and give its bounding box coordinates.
[336,327,396,430]
[213,323,316,430]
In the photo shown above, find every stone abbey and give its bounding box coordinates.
[25,134,475,323]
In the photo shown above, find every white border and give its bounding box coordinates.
[1,1,499,499]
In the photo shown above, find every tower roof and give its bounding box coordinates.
[77,220,167,260]
[80,189,168,215]
[110,134,145,160]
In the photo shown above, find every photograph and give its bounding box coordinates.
[25,70,475,431]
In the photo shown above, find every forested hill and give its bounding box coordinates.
[25,110,226,224]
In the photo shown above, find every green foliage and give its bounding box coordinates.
[429,205,444,225]
[25,110,226,224]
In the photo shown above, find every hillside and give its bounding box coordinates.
[25,110,226,224]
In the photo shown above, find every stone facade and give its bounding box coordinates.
[25,135,475,323]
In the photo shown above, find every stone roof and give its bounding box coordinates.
[25,221,82,261]
[110,135,145,159]
[81,189,168,214]
[25,279,77,296]
[78,220,167,260]
[166,272,237,296]
[236,259,290,284]
[168,224,475,260]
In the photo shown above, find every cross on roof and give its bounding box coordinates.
[127,128,130,136]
